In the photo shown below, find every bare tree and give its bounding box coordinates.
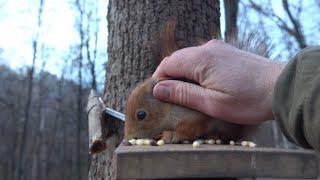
[18,0,45,179]
[30,49,47,180]
[224,0,239,42]
[84,0,100,90]
[89,0,221,179]
[0,58,91,180]
[74,0,86,179]
[56,64,67,180]
[69,0,102,177]
[247,0,307,49]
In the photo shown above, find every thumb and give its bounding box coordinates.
[153,80,221,117]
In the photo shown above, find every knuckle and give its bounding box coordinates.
[206,39,222,46]
[159,57,170,67]
[204,39,226,51]
[172,83,191,106]
[154,57,170,79]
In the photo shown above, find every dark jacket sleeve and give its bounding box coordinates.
[273,46,320,151]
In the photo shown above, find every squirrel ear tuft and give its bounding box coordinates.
[159,19,179,62]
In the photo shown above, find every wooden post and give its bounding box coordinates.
[86,89,107,154]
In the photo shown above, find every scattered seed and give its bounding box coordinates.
[248,141,256,148]
[136,139,144,146]
[192,141,200,148]
[241,141,248,147]
[143,139,151,145]
[157,140,165,146]
[124,138,255,148]
[128,139,136,145]
[216,139,222,144]
[207,139,215,144]
[229,140,235,145]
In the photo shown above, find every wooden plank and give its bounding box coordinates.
[115,144,318,179]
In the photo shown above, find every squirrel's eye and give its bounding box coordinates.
[136,110,147,120]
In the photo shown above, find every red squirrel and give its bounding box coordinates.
[124,21,255,143]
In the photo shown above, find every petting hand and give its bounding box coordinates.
[152,39,284,125]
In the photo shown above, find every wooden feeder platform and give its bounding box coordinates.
[115,144,318,179]
[86,90,319,179]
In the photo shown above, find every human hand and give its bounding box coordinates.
[152,39,284,125]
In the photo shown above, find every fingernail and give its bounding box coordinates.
[154,84,170,100]
[150,78,158,87]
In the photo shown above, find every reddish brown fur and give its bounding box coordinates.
[124,20,251,143]
[174,119,210,139]
[159,20,179,61]
[125,79,172,139]
[124,77,246,143]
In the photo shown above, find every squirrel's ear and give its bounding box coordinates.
[159,19,179,62]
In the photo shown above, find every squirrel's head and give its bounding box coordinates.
[124,20,180,140]
[124,78,171,139]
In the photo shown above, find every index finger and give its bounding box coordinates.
[152,46,199,82]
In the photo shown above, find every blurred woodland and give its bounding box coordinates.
[0,0,319,180]
[0,0,103,179]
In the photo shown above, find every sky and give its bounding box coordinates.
[0,0,108,85]
[0,0,319,80]
[239,0,320,59]
[0,0,228,77]
[0,0,76,69]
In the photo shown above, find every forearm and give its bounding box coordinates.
[273,46,320,151]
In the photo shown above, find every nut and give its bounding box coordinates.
[216,139,222,145]
[143,139,151,145]
[136,139,144,146]
[241,141,248,147]
[128,139,136,145]
[157,140,165,146]
[248,141,256,148]
[207,139,215,144]
[229,140,235,145]
[192,141,200,148]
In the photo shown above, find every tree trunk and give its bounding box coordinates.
[89,0,221,179]
[224,0,238,42]
[75,1,85,179]
[18,1,44,179]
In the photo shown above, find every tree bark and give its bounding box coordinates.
[224,0,239,42]
[89,0,221,179]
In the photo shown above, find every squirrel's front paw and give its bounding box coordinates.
[161,131,183,144]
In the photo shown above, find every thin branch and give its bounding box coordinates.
[18,0,45,179]
[247,0,307,49]
[282,0,306,48]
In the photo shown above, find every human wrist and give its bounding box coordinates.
[264,61,285,120]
